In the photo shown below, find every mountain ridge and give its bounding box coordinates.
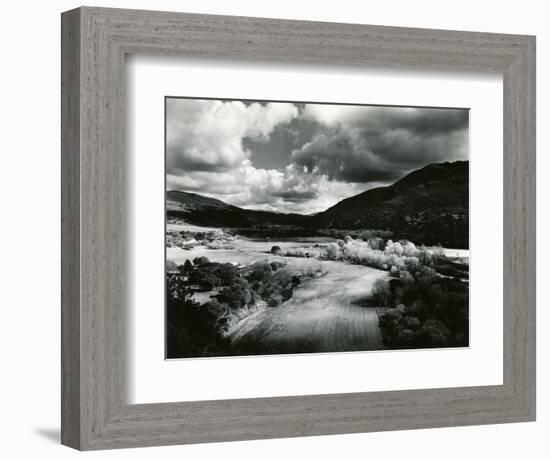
[167,160,469,248]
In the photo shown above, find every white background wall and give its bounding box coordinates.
[0,0,546,456]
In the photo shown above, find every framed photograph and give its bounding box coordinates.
[61,6,536,450]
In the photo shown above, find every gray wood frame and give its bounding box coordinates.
[61,6,536,451]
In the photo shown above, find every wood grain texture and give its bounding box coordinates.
[61,6,536,450]
[60,8,81,449]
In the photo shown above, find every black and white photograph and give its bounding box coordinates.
[165,97,470,359]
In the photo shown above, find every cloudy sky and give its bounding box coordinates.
[166,98,468,214]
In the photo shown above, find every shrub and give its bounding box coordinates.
[390,265,400,277]
[270,245,282,255]
[415,266,439,287]
[399,270,415,287]
[193,256,210,266]
[416,319,451,347]
[218,283,253,309]
[215,263,239,286]
[247,263,273,282]
[207,239,237,250]
[367,237,385,251]
[372,278,393,307]
[166,260,178,273]
[403,256,420,272]
[268,294,283,307]
[270,260,285,271]
[402,241,418,257]
[284,247,311,258]
[385,240,404,257]
[324,243,340,260]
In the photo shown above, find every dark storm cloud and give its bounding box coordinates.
[271,189,319,203]
[357,108,468,135]
[293,106,469,183]
[166,99,468,213]
[243,116,322,170]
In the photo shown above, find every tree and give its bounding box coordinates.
[416,319,451,347]
[166,260,179,273]
[183,259,193,272]
[372,278,392,307]
[218,284,251,309]
[368,237,384,251]
[189,266,220,291]
[215,263,239,286]
[325,243,339,260]
[193,256,210,266]
[270,245,282,255]
[268,294,283,307]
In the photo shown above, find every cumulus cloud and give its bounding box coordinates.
[167,159,366,214]
[166,99,468,214]
[294,105,468,182]
[166,99,298,173]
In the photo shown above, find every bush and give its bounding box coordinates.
[193,256,210,266]
[399,270,415,287]
[367,237,385,251]
[268,294,283,307]
[390,265,400,278]
[403,256,420,272]
[270,245,282,255]
[401,241,418,257]
[415,319,452,347]
[215,263,239,286]
[247,263,273,282]
[270,261,285,271]
[218,283,253,309]
[372,278,393,307]
[166,260,178,273]
[183,259,193,272]
[385,240,404,257]
[415,266,439,287]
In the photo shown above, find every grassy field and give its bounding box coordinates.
[226,261,388,354]
[166,222,469,356]
[168,230,389,354]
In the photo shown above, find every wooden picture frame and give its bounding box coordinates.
[61,6,536,450]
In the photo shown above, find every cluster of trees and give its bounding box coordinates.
[166,229,237,250]
[182,257,240,291]
[372,257,468,349]
[322,237,441,272]
[314,235,468,349]
[235,225,314,239]
[166,257,322,357]
[326,237,470,285]
[166,274,230,358]
[242,261,304,307]
[317,228,393,243]
[271,245,319,258]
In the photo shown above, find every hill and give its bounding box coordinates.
[309,161,469,248]
[167,190,309,227]
[167,161,469,248]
